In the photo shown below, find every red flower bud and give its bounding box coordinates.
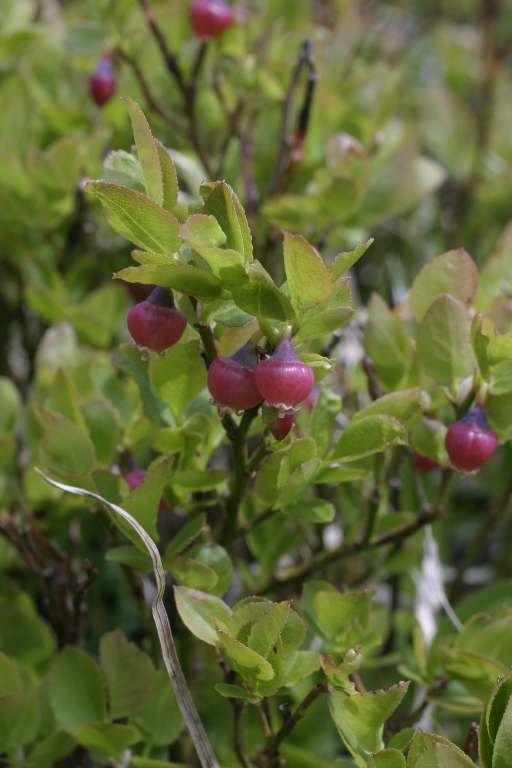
[189,0,234,38]
[89,56,116,107]
[413,452,439,473]
[445,405,498,472]
[253,338,315,414]
[127,287,187,354]
[207,344,262,416]
[269,410,294,441]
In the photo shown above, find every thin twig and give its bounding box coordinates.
[36,470,220,768]
[264,683,326,766]
[462,722,478,754]
[272,39,317,193]
[116,48,185,133]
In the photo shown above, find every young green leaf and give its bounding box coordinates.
[115,263,223,299]
[284,498,335,523]
[414,743,477,768]
[247,601,290,657]
[86,182,180,255]
[214,622,275,682]
[103,150,146,193]
[367,749,406,768]
[164,514,207,559]
[328,682,410,766]
[201,181,252,259]
[408,731,468,768]
[410,249,478,322]
[284,651,321,687]
[155,140,179,212]
[174,586,233,646]
[353,388,425,431]
[330,414,407,462]
[416,295,475,387]
[122,97,164,206]
[283,231,332,314]
[330,239,373,281]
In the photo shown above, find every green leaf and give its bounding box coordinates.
[113,344,170,427]
[274,458,322,507]
[99,630,156,720]
[214,683,252,699]
[122,97,163,206]
[416,295,475,387]
[314,465,371,483]
[491,689,512,767]
[388,728,415,751]
[86,182,180,255]
[164,514,207,558]
[171,469,228,493]
[284,651,321,687]
[410,249,479,322]
[115,263,223,299]
[155,140,179,212]
[294,306,354,342]
[284,498,335,523]
[130,670,184,747]
[367,749,406,768]
[281,609,306,655]
[214,622,275,682]
[313,590,375,638]
[408,731,469,768]
[414,743,477,768]
[119,456,174,549]
[353,388,425,431]
[84,401,119,467]
[0,377,20,436]
[328,682,410,767]
[186,542,233,596]
[106,546,153,573]
[174,586,233,646]
[180,214,227,248]
[283,231,332,313]
[182,237,246,284]
[48,647,106,735]
[363,294,411,390]
[149,340,206,421]
[247,601,290,657]
[255,452,285,506]
[254,635,285,697]
[75,723,140,761]
[103,150,146,193]
[330,239,373,281]
[0,690,39,748]
[231,267,296,323]
[330,414,407,462]
[201,181,252,259]
[410,420,447,465]
[38,414,96,476]
[309,387,342,456]
[166,556,219,591]
[0,652,23,695]
[46,367,85,428]
[26,731,76,768]
[0,606,54,668]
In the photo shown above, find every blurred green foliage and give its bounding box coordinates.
[2,0,512,767]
